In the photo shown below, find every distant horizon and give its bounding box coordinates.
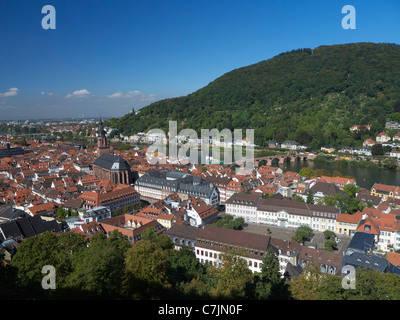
[1,0,399,120]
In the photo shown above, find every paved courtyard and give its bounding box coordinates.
[242,221,351,254]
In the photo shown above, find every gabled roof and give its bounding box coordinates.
[93,153,130,171]
[196,224,273,253]
[0,215,61,241]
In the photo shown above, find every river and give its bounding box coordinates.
[276,160,400,190]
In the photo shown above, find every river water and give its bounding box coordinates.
[276,160,400,190]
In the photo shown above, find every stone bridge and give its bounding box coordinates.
[233,153,316,168]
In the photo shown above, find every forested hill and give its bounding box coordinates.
[115,42,400,149]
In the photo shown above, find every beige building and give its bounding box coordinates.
[335,211,363,236]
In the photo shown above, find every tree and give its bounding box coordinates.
[141,227,174,250]
[343,184,360,197]
[323,239,337,252]
[306,190,314,204]
[293,195,305,202]
[65,231,131,298]
[254,249,290,300]
[289,262,325,300]
[56,207,69,219]
[10,232,87,290]
[371,144,384,156]
[292,226,313,243]
[299,167,313,179]
[213,214,244,230]
[208,247,253,299]
[323,230,335,240]
[167,247,206,285]
[321,193,365,214]
[122,238,173,299]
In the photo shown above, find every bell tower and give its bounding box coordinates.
[97,117,111,157]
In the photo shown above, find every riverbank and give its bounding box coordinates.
[313,155,400,171]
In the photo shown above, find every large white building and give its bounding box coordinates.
[226,194,339,233]
[134,170,219,207]
[257,197,339,232]
[194,225,278,273]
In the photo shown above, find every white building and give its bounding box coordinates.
[256,198,339,232]
[225,193,262,223]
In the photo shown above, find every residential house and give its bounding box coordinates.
[26,201,59,217]
[385,121,400,130]
[281,140,301,151]
[184,197,219,227]
[136,205,174,229]
[299,246,343,275]
[393,133,400,142]
[363,139,376,148]
[225,178,252,202]
[203,175,231,205]
[307,181,345,202]
[376,131,391,144]
[100,214,166,245]
[79,206,111,224]
[225,193,262,223]
[270,238,303,276]
[335,210,363,236]
[371,183,400,200]
[389,150,400,159]
[350,125,371,132]
[321,145,335,153]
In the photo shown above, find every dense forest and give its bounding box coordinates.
[115,42,400,149]
[2,229,400,301]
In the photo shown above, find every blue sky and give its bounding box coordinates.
[0,0,399,120]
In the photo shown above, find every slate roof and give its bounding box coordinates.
[345,231,376,254]
[342,251,397,273]
[0,206,28,221]
[93,153,130,171]
[196,224,277,257]
[164,224,201,244]
[226,192,262,207]
[135,170,216,197]
[0,147,31,158]
[310,181,345,196]
[284,261,303,279]
[257,197,338,216]
[0,215,61,241]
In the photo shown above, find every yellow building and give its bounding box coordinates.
[335,211,363,236]
[370,183,399,200]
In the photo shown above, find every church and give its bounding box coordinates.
[92,119,134,185]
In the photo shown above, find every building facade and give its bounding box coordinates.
[134,170,219,206]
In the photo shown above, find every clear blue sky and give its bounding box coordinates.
[0,0,399,120]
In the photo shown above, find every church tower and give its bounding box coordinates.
[97,118,112,157]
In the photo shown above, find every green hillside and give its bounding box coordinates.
[115,42,400,149]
